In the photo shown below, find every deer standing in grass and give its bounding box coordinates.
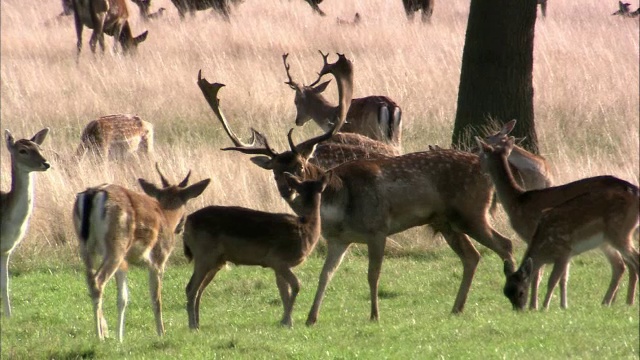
[476,135,639,309]
[72,0,148,60]
[283,52,403,151]
[613,1,640,17]
[1,128,50,318]
[73,164,210,341]
[75,114,154,162]
[503,187,639,310]
[197,72,399,172]
[207,53,515,325]
[184,171,330,329]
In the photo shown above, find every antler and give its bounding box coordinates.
[155,163,170,188]
[307,50,331,87]
[179,170,192,188]
[197,71,278,157]
[282,53,299,89]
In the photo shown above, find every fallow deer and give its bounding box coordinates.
[211,54,516,325]
[1,128,51,318]
[282,52,403,151]
[502,187,639,310]
[337,12,361,26]
[75,114,154,162]
[476,136,639,309]
[612,1,640,17]
[170,0,241,20]
[72,0,148,60]
[402,0,435,23]
[184,171,330,329]
[72,164,210,341]
[196,72,399,172]
[131,0,167,21]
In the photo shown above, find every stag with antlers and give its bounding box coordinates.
[201,53,515,325]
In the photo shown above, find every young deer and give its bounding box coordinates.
[476,136,639,309]
[1,128,50,318]
[282,52,403,150]
[503,187,639,310]
[196,71,399,172]
[212,54,515,325]
[72,164,210,341]
[72,0,148,60]
[184,171,330,329]
[75,114,154,162]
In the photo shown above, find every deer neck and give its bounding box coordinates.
[308,94,338,132]
[299,194,323,249]
[487,153,525,211]
[2,163,36,242]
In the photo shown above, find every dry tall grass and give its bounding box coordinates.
[1,0,638,260]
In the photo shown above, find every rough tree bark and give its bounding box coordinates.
[452,0,539,153]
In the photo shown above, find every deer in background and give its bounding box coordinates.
[75,114,154,162]
[337,12,361,26]
[196,72,399,172]
[213,53,515,325]
[612,1,640,17]
[73,164,210,341]
[283,52,403,151]
[503,186,639,310]
[131,0,167,21]
[184,171,330,329]
[402,0,435,23]
[1,128,50,318]
[72,0,148,60]
[476,135,639,309]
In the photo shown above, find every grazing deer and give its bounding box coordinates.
[502,187,639,310]
[170,0,243,20]
[282,52,403,150]
[184,171,330,329]
[402,0,435,23]
[73,164,210,341]
[196,72,399,172]
[476,136,639,309]
[612,1,640,17]
[75,114,154,162]
[212,54,515,325]
[131,0,167,21]
[1,128,51,318]
[72,0,148,60]
[337,12,361,26]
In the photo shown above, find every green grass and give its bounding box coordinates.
[2,247,638,359]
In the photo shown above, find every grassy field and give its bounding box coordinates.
[1,0,639,358]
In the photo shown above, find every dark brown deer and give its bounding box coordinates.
[283,52,403,150]
[402,0,434,23]
[184,171,330,329]
[612,1,640,17]
[476,136,639,309]
[72,0,148,60]
[73,164,210,341]
[207,53,515,325]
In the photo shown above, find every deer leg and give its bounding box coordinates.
[275,273,291,325]
[1,253,11,317]
[528,266,542,310]
[440,229,481,314]
[73,11,83,61]
[115,270,129,342]
[306,241,351,326]
[560,263,570,309]
[187,261,222,329]
[457,217,516,268]
[112,25,123,54]
[618,244,639,305]
[276,267,300,327]
[149,267,165,336]
[542,259,569,310]
[600,245,625,306]
[366,236,387,322]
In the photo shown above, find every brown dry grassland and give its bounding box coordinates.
[1,0,638,260]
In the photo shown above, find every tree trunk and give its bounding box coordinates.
[452,0,539,153]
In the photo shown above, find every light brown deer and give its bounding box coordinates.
[75,114,154,161]
[282,52,403,150]
[196,71,399,172]
[476,136,639,309]
[184,171,330,329]
[72,164,210,341]
[502,186,639,310]
[1,128,50,318]
[72,0,148,60]
[211,54,515,325]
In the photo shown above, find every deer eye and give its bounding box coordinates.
[19,149,27,154]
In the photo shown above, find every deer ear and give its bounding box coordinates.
[135,31,148,45]
[180,178,210,202]
[299,144,317,160]
[283,172,303,189]
[474,136,491,153]
[30,128,50,145]
[250,156,274,170]
[138,178,161,197]
[503,259,516,277]
[312,80,332,94]
[321,170,333,190]
[500,120,517,135]
[5,130,15,148]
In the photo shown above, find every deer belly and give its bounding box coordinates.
[571,233,605,256]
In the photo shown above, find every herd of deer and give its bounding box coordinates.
[1,49,638,342]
